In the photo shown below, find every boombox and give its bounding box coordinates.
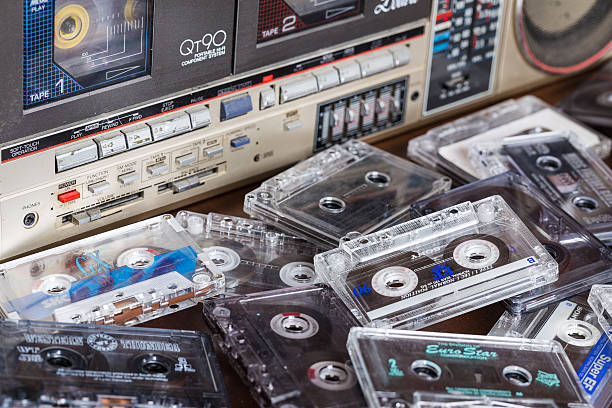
[1,0,611,260]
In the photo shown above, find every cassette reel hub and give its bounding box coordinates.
[203,246,241,273]
[451,238,501,269]
[279,262,315,287]
[502,365,533,387]
[270,312,319,340]
[319,197,346,214]
[372,266,418,297]
[365,171,391,187]
[34,274,75,295]
[410,360,442,381]
[41,347,86,370]
[55,4,90,49]
[116,248,160,269]
[557,320,601,347]
[308,361,357,391]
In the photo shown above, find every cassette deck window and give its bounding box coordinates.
[23,0,154,109]
[257,0,364,43]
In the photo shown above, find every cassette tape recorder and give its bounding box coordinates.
[0,0,610,259]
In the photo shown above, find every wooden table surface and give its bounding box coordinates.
[140,73,612,407]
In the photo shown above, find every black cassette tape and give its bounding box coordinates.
[315,196,558,329]
[176,211,320,295]
[202,285,366,407]
[244,140,451,249]
[410,171,612,314]
[490,295,612,408]
[0,319,229,407]
[0,215,223,326]
[347,327,590,408]
[470,131,612,244]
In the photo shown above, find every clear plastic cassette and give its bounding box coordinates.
[588,285,612,343]
[244,140,451,249]
[0,319,229,407]
[0,215,223,326]
[469,131,612,243]
[176,211,320,295]
[410,171,612,314]
[346,327,590,408]
[407,96,611,184]
[314,196,558,330]
[202,285,366,408]
[412,393,559,408]
[489,295,612,408]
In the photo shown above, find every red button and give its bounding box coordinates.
[58,189,80,203]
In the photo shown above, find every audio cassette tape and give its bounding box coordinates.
[412,393,559,408]
[469,131,612,244]
[176,211,320,295]
[589,285,612,342]
[314,196,558,330]
[0,215,223,326]
[410,171,612,314]
[0,319,229,407]
[346,328,590,408]
[407,96,611,184]
[559,60,612,131]
[244,140,451,249]
[489,295,612,408]
[202,285,366,408]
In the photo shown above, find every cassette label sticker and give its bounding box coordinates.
[257,0,364,43]
[1,320,229,407]
[23,0,154,109]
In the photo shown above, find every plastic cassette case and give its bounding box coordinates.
[202,285,366,408]
[469,131,612,244]
[489,295,612,408]
[407,95,611,184]
[410,171,612,314]
[0,319,229,407]
[0,215,223,326]
[412,393,559,408]
[346,327,590,408]
[244,140,451,249]
[315,196,558,330]
[588,285,612,342]
[176,211,320,295]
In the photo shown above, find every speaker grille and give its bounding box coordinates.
[517,0,612,74]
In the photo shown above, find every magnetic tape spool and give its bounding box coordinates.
[443,234,510,273]
[201,239,257,289]
[54,3,92,50]
[271,255,316,288]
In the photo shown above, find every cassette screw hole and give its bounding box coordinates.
[223,217,232,222]
[365,171,391,187]
[360,239,369,244]
[390,400,410,408]
[71,314,81,321]
[115,292,123,298]
[449,208,458,214]
[502,366,532,386]
[168,284,177,290]
[535,155,562,172]
[572,196,599,212]
[319,197,346,213]
[169,304,179,309]
[411,360,441,381]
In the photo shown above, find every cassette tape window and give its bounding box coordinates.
[24,0,154,108]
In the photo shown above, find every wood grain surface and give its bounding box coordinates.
[140,73,612,407]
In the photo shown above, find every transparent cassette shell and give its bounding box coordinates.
[407,95,611,184]
[0,215,223,326]
[0,319,228,407]
[410,171,612,314]
[489,295,612,408]
[346,327,590,408]
[588,285,612,343]
[315,196,558,330]
[176,211,320,295]
[244,140,451,249]
[469,131,612,243]
[413,393,559,408]
[202,285,366,408]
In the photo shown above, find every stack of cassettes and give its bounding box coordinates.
[468,131,612,244]
[346,328,591,408]
[410,171,612,314]
[202,285,366,407]
[408,96,611,184]
[489,295,612,408]
[244,140,451,248]
[589,285,612,342]
[0,319,229,407]
[0,214,223,326]
[176,211,320,295]
[315,196,558,330]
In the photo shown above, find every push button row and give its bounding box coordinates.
[279,47,411,104]
[55,106,211,172]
